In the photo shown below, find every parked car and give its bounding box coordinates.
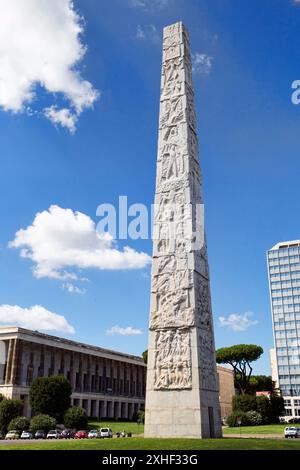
[47,430,61,439]
[21,430,33,440]
[284,427,300,438]
[88,429,99,439]
[60,429,75,439]
[99,428,113,439]
[35,430,46,439]
[5,430,20,440]
[74,430,88,439]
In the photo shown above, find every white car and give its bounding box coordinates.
[21,430,33,440]
[47,430,61,439]
[99,428,113,439]
[5,430,20,440]
[88,429,99,439]
[284,427,300,438]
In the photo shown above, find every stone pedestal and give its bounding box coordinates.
[144,22,222,439]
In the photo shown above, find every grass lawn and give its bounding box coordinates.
[1,437,300,450]
[88,420,144,435]
[223,424,287,435]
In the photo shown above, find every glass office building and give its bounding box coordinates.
[267,240,300,418]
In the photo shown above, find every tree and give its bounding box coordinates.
[29,375,71,420]
[270,395,284,421]
[29,414,57,434]
[256,395,273,424]
[63,407,88,430]
[232,394,257,413]
[216,344,263,394]
[142,350,148,364]
[8,416,30,432]
[0,398,23,433]
[248,375,274,394]
[226,411,249,427]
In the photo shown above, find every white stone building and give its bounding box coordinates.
[0,327,146,419]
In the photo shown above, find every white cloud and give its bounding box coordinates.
[106,325,143,336]
[0,0,99,132]
[9,205,151,284]
[218,312,258,332]
[0,304,75,334]
[130,0,169,10]
[62,283,86,295]
[44,107,78,134]
[135,24,160,45]
[192,53,214,75]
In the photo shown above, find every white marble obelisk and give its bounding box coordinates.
[144,22,222,439]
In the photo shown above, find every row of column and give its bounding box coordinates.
[72,397,142,420]
[3,339,146,400]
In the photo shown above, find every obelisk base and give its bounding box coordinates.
[145,396,222,439]
[144,330,222,439]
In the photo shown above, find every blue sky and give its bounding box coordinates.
[0,0,300,375]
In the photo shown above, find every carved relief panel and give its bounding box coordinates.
[154,329,192,390]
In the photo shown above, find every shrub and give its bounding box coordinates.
[29,376,71,420]
[270,395,285,422]
[232,393,283,425]
[232,395,257,413]
[63,407,88,430]
[142,350,148,364]
[132,409,145,424]
[256,396,273,424]
[245,411,263,426]
[0,398,23,433]
[8,416,30,432]
[226,411,250,427]
[29,414,57,434]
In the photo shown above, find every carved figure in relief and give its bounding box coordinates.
[160,96,184,128]
[158,255,177,275]
[162,57,183,85]
[161,79,183,100]
[164,24,181,38]
[150,268,194,329]
[159,125,186,155]
[198,333,217,389]
[184,57,193,87]
[154,329,192,390]
[194,244,209,278]
[185,89,196,128]
[164,45,181,61]
[196,277,212,330]
[189,130,198,159]
[164,31,189,51]
[190,168,201,201]
[155,191,176,223]
[161,145,185,182]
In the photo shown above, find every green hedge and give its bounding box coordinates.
[29,414,57,434]
[8,416,30,432]
[229,394,284,426]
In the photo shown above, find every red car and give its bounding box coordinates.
[74,430,88,439]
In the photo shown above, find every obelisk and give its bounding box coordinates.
[145,22,222,439]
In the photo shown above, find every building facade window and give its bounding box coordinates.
[268,241,300,403]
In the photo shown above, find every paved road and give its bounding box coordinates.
[0,435,290,446]
[0,438,50,446]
